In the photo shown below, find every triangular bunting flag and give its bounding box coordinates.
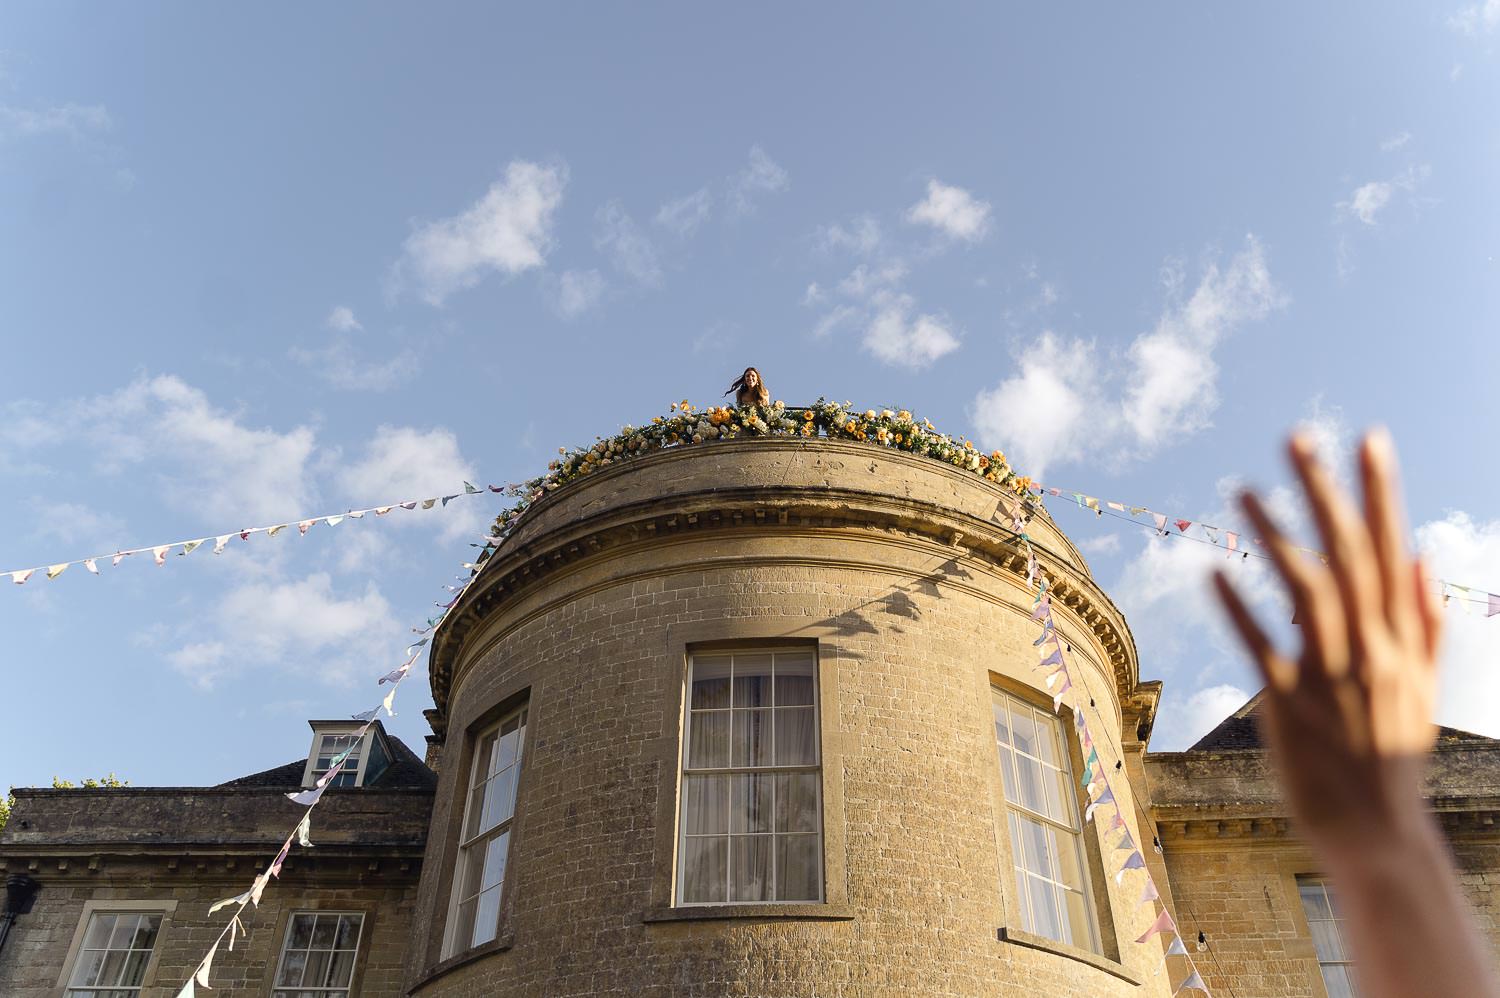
[421,498,437,510]
[297,519,316,535]
[1037,648,1063,668]
[175,979,196,998]
[1203,526,1219,544]
[295,812,313,848]
[1135,906,1176,943]
[208,889,251,914]
[1107,501,1125,512]
[1051,678,1071,712]
[351,707,379,723]
[267,525,287,537]
[1489,593,1500,618]
[112,551,130,566]
[464,482,479,494]
[46,563,68,580]
[345,509,365,519]
[1152,513,1168,535]
[382,685,398,717]
[83,558,99,574]
[325,515,344,527]
[440,495,459,506]
[399,501,418,510]
[375,506,392,515]
[1141,879,1160,906]
[1175,970,1207,994]
[268,837,292,878]
[1174,520,1192,534]
[193,939,218,987]
[286,784,328,807]
[1165,934,1188,956]
[212,535,232,555]
[1226,532,1238,557]
[180,539,204,555]
[248,872,270,906]
[1115,850,1146,884]
[152,546,170,565]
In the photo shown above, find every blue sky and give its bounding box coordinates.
[2,4,1497,792]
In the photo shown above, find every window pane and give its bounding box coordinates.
[1310,919,1344,962]
[302,948,332,988]
[732,668,770,708]
[1013,753,1045,814]
[1026,874,1062,942]
[334,915,361,950]
[682,837,728,903]
[288,913,315,950]
[777,834,821,901]
[998,745,1018,800]
[473,732,499,782]
[1299,881,1332,920]
[451,898,477,955]
[731,773,773,833]
[1054,833,1085,891]
[328,948,357,988]
[731,709,772,767]
[456,844,486,902]
[1063,889,1091,950]
[1010,705,1038,757]
[691,656,732,709]
[688,711,730,768]
[107,914,138,950]
[472,887,501,948]
[1050,769,1078,826]
[99,949,128,986]
[496,725,521,771]
[69,949,106,986]
[310,914,337,949]
[482,767,517,830]
[774,707,817,765]
[131,915,160,950]
[773,653,815,706]
[1321,964,1357,998]
[993,700,1011,746]
[774,773,819,833]
[83,913,115,950]
[731,834,772,901]
[482,830,511,892]
[1034,714,1060,766]
[1018,816,1055,879]
[277,949,308,987]
[683,774,729,835]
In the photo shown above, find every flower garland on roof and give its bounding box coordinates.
[473,398,1041,557]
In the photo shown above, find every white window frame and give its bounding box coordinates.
[993,687,1102,953]
[676,646,824,906]
[56,900,176,996]
[300,723,392,789]
[442,703,528,958]
[269,910,366,997]
[1297,876,1361,998]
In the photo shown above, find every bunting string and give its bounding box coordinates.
[2,481,523,587]
[1032,482,1500,617]
[1004,495,1215,996]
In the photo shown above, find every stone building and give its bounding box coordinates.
[2,433,1497,997]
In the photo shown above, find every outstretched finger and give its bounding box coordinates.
[1241,490,1348,675]
[1360,428,1415,643]
[1214,571,1294,693]
[1289,434,1384,662]
[1414,556,1444,668]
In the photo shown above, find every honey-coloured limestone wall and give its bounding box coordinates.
[409,438,1174,997]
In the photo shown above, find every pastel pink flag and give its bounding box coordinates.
[1048,487,1061,497]
[1226,532,1238,556]
[1107,501,1125,511]
[1489,593,1500,618]
[1135,906,1176,944]
[152,545,169,566]
[1152,513,1168,534]
[297,519,316,535]
[268,837,292,878]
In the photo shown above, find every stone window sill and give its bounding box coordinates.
[997,926,1142,985]
[407,931,514,992]
[644,903,856,923]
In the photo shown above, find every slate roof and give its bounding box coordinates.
[216,724,436,790]
[1189,689,1495,752]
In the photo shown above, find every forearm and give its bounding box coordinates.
[1320,814,1500,998]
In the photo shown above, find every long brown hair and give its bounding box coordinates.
[725,367,769,406]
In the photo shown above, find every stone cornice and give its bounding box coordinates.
[427,440,1142,732]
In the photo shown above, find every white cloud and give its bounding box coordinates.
[1122,237,1281,447]
[972,237,1282,479]
[30,500,127,549]
[862,292,960,370]
[1077,533,1122,556]
[290,340,420,392]
[812,304,857,339]
[1338,166,1429,227]
[1171,684,1254,749]
[837,262,908,298]
[595,202,661,285]
[815,215,882,256]
[0,102,111,140]
[326,305,362,332]
[550,268,606,318]
[1449,0,1500,35]
[1414,512,1500,737]
[3,375,319,525]
[655,189,712,236]
[906,179,992,242]
[1380,131,1413,153]
[396,160,566,305]
[169,573,400,688]
[726,145,789,216]
[338,425,481,541]
[971,332,1104,480]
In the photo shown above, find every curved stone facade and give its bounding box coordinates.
[407,438,1173,997]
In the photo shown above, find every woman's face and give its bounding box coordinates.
[745,370,759,388]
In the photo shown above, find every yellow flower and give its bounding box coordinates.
[881,409,893,419]
[864,409,876,420]
[803,410,815,422]
[897,410,911,421]
[978,456,990,469]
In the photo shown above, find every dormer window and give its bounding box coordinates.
[301,721,393,789]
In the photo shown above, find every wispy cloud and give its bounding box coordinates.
[971,237,1282,479]
[337,424,482,541]
[326,305,362,332]
[655,188,713,237]
[0,102,111,140]
[1449,0,1500,35]
[726,145,789,217]
[595,202,661,285]
[1338,165,1429,226]
[290,307,420,392]
[394,159,566,305]
[906,179,992,242]
[862,291,960,369]
[548,268,606,318]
